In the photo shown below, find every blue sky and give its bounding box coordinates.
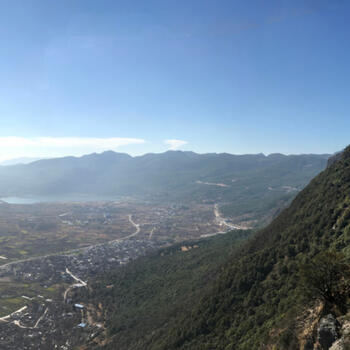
[0,0,349,161]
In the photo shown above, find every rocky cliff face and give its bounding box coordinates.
[296,308,350,350]
[317,314,340,349]
[329,319,350,350]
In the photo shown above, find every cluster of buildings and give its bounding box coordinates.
[0,236,163,349]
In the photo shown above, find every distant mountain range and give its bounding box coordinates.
[0,150,331,227]
[0,157,43,166]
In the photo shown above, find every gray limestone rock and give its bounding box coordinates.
[318,314,340,350]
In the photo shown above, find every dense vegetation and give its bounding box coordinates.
[0,150,328,227]
[299,250,350,313]
[150,147,350,350]
[79,230,252,350]
[81,147,350,349]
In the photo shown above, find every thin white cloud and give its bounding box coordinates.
[0,137,146,162]
[164,139,188,150]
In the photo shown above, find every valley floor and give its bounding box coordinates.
[0,200,249,349]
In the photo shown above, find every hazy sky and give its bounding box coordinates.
[0,0,349,161]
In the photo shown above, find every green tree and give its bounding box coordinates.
[299,251,350,312]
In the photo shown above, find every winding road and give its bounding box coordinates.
[12,307,48,329]
[123,214,140,239]
[200,204,246,238]
[0,306,28,323]
[64,268,87,302]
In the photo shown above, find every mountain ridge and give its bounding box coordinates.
[0,150,331,228]
[0,150,332,167]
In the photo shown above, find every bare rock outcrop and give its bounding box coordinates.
[317,314,340,349]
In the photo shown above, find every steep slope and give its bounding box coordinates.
[153,146,350,350]
[80,147,350,350]
[0,150,329,227]
[78,230,252,350]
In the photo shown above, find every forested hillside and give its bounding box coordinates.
[78,230,252,349]
[80,146,350,350]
